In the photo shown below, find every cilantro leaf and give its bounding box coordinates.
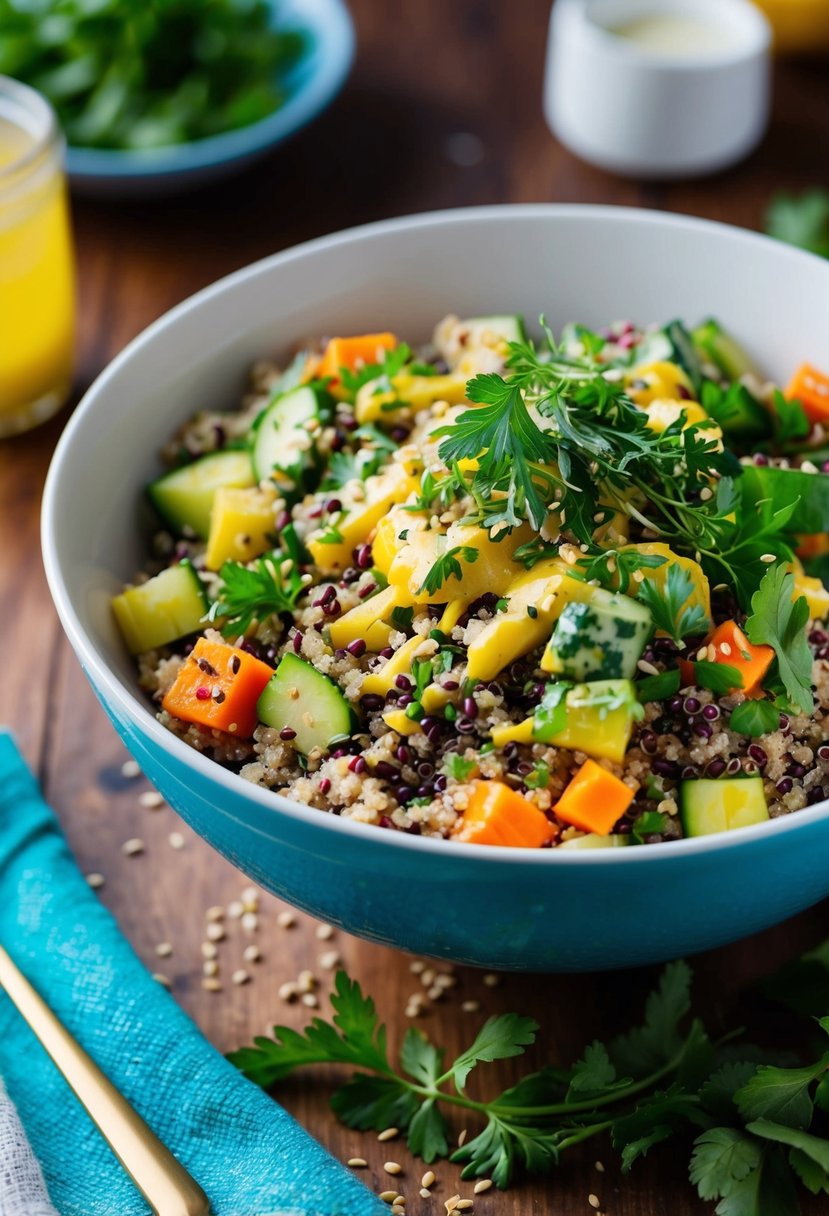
[613,1084,707,1171]
[636,564,709,643]
[735,1058,829,1130]
[691,661,744,695]
[689,1128,763,1201]
[637,668,681,702]
[566,1041,626,1101]
[744,565,814,714]
[729,699,779,738]
[746,1119,829,1181]
[611,960,693,1076]
[400,1027,444,1087]
[338,342,412,398]
[450,1013,538,1090]
[206,550,304,636]
[443,753,478,782]
[330,1074,419,1131]
[407,1099,450,1162]
[418,545,479,596]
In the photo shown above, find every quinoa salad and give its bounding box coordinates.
[112,315,829,849]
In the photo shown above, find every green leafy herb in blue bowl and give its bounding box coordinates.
[0,0,354,196]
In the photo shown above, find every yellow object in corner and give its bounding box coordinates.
[205,487,277,570]
[751,0,829,52]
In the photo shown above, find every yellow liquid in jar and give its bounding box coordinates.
[0,116,75,429]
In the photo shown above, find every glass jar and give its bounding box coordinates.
[0,76,75,436]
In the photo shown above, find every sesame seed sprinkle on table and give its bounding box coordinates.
[155,942,172,957]
[138,790,164,809]
[421,1171,436,1188]
[378,1127,399,1142]
[315,923,335,940]
[276,910,296,928]
[378,1191,398,1203]
[588,1195,601,1209]
[85,872,105,889]
[120,759,140,779]
[383,1161,402,1175]
[168,832,185,850]
[473,1179,493,1193]
[121,838,144,856]
[347,1158,367,1168]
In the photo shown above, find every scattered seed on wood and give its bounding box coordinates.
[347,1158,367,1168]
[206,905,225,922]
[457,1129,468,1147]
[420,968,436,987]
[315,922,334,940]
[201,941,218,960]
[298,969,316,991]
[378,1127,399,1142]
[139,790,164,809]
[241,912,258,932]
[409,960,425,974]
[420,1190,432,1201]
[278,982,299,1002]
[85,873,105,889]
[461,999,480,1013]
[445,1197,461,1213]
[227,900,244,919]
[201,977,222,992]
[232,969,250,986]
[435,973,456,989]
[155,942,172,957]
[421,1171,436,1188]
[152,973,170,988]
[482,973,500,988]
[588,1196,601,1210]
[301,992,318,1008]
[378,1193,398,1204]
[383,1162,402,1175]
[319,950,340,970]
[243,945,261,964]
[427,985,444,1000]
[121,759,140,779]
[594,1161,605,1173]
[392,1206,405,1215]
[205,923,225,942]
[121,838,144,856]
[168,832,185,850]
[276,910,296,928]
[456,1202,474,1212]
[473,1179,493,1194]
[241,886,259,910]
[203,960,219,977]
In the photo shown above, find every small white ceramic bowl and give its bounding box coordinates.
[544,0,772,178]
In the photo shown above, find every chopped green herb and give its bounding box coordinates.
[206,551,304,636]
[637,669,681,703]
[636,564,710,643]
[419,545,479,596]
[443,754,477,782]
[745,565,814,714]
[729,699,780,739]
[690,661,744,696]
[391,606,415,632]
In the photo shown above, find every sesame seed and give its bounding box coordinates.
[631,568,645,583]
[205,923,225,942]
[152,973,170,988]
[421,1171,436,1188]
[383,1162,402,1175]
[637,659,659,675]
[473,1179,492,1194]
[319,950,340,970]
[378,1193,398,1204]
[243,945,261,964]
[456,1202,474,1212]
[155,942,172,957]
[482,973,500,988]
[203,960,219,977]
[720,642,732,656]
[445,1197,460,1213]
[378,1127,399,1142]
[420,968,436,987]
[316,923,334,940]
[760,553,776,563]
[347,1157,367,1168]
[201,977,222,992]
[201,941,218,959]
[461,999,480,1013]
[168,832,185,850]
[121,759,140,779]
[276,910,296,928]
[588,1195,601,1210]
[298,969,316,991]
[301,992,318,1008]
[139,790,164,809]
[206,905,225,922]
[86,872,105,889]
[121,838,144,856]
[392,1207,405,1216]
[699,486,713,501]
[594,1161,605,1172]
[278,982,299,1002]
[241,885,259,905]
[428,985,444,1000]
[434,973,456,989]
[409,960,425,974]
[227,900,244,918]
[404,1005,422,1018]
[419,1189,432,1200]
[696,645,708,661]
[227,723,238,733]
[232,969,250,986]
[457,1129,468,1147]
[241,912,258,932]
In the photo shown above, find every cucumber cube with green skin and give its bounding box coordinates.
[692,318,760,381]
[462,315,526,346]
[257,653,354,755]
[252,385,331,493]
[680,776,769,838]
[543,590,652,681]
[111,561,207,654]
[559,833,630,850]
[147,450,254,540]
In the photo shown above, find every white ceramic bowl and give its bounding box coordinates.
[41,206,829,971]
[544,0,772,178]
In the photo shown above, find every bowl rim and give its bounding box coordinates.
[41,202,829,867]
[63,0,354,180]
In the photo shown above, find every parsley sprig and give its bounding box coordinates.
[207,533,305,636]
[229,958,829,1208]
[744,565,814,714]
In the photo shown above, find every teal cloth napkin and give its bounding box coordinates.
[0,732,386,1216]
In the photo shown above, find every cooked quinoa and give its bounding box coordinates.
[115,313,829,848]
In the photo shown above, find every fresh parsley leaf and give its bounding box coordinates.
[524,759,551,790]
[442,753,478,782]
[689,1128,763,1201]
[401,1027,444,1087]
[611,960,694,1077]
[691,661,744,695]
[330,1074,419,1132]
[390,605,414,632]
[771,389,811,446]
[532,681,572,742]
[729,699,779,738]
[636,564,709,642]
[411,657,433,701]
[637,669,681,702]
[735,1058,829,1130]
[613,1084,708,1172]
[338,342,412,398]
[744,565,814,714]
[206,551,304,637]
[746,1119,829,1180]
[631,810,669,843]
[566,1041,625,1101]
[766,190,829,259]
[407,1098,450,1162]
[579,549,667,593]
[450,1013,538,1090]
[418,545,479,596]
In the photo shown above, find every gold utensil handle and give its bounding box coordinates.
[0,945,210,1216]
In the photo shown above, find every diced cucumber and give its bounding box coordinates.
[692,318,760,381]
[257,653,353,754]
[252,385,330,491]
[147,450,254,540]
[664,320,704,398]
[543,589,652,681]
[112,561,207,654]
[462,315,526,346]
[559,833,630,850]
[680,776,769,838]
[740,465,829,535]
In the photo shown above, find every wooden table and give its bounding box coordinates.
[3,2,829,1211]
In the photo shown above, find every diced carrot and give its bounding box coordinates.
[680,620,773,698]
[161,637,274,738]
[784,363,829,425]
[553,759,633,836]
[451,780,555,848]
[315,333,398,384]
[796,533,829,561]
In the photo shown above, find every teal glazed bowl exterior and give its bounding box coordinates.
[42,206,829,971]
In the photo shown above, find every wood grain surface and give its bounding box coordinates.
[3,2,829,1212]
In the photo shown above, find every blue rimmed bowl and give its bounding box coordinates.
[42,205,829,970]
[64,0,354,197]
